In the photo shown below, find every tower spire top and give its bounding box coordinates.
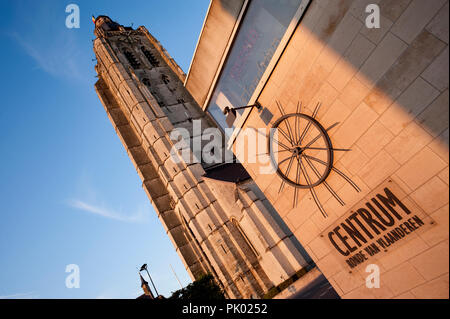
[93,15,121,36]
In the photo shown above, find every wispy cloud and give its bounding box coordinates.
[0,292,39,299]
[68,199,150,223]
[10,31,84,81]
[5,0,88,82]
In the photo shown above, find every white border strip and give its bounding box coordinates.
[184,0,214,85]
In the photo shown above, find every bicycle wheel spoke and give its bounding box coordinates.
[303,146,351,152]
[272,137,292,152]
[294,102,302,145]
[279,155,295,193]
[298,102,321,144]
[312,102,321,119]
[303,122,340,149]
[277,154,295,168]
[304,156,345,206]
[276,101,296,145]
[299,157,328,218]
[298,120,312,146]
[277,127,294,145]
[303,154,361,192]
[326,122,340,132]
[257,149,292,156]
[293,154,301,208]
[276,100,286,116]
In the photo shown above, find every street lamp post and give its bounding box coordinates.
[140,264,159,297]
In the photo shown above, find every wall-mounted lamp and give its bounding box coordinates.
[223,102,262,128]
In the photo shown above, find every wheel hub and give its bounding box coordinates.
[293,146,304,155]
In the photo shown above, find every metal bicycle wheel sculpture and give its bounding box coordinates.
[268,101,361,217]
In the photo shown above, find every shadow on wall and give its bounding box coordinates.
[218,0,449,146]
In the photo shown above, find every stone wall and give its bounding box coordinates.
[238,0,449,299]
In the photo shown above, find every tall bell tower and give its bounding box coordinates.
[93,16,313,299]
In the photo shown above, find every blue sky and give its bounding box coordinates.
[0,0,209,299]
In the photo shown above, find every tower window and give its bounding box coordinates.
[122,49,140,69]
[150,89,165,106]
[142,78,151,87]
[161,74,170,84]
[141,46,160,67]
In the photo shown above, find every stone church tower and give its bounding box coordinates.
[93,16,313,298]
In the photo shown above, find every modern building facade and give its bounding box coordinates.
[185,0,449,299]
[94,0,449,299]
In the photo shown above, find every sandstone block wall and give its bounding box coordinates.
[239,0,449,299]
